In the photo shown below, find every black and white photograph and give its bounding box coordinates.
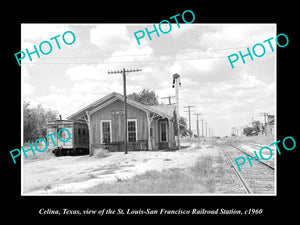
[4,4,298,220]
[21,23,276,195]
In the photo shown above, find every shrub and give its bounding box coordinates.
[93,148,110,159]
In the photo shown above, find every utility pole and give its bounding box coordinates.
[260,112,268,136]
[194,113,202,138]
[172,73,181,149]
[108,68,142,154]
[205,122,208,138]
[161,96,176,105]
[232,127,236,136]
[184,106,194,136]
[201,119,204,137]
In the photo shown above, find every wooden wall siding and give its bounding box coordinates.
[90,99,148,147]
[47,121,89,150]
[47,126,57,150]
[73,123,89,149]
[47,124,73,150]
[111,112,125,142]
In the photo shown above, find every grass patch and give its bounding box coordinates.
[226,135,275,145]
[85,156,225,194]
[23,149,55,163]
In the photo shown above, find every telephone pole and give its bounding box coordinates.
[260,112,268,136]
[161,96,175,105]
[201,119,204,137]
[194,113,202,138]
[108,68,142,154]
[205,122,208,138]
[184,106,194,136]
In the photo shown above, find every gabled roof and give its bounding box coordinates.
[149,104,176,118]
[67,92,175,121]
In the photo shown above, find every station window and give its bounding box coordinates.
[101,120,111,144]
[160,121,167,142]
[128,119,137,142]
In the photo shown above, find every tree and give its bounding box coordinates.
[252,121,261,134]
[129,89,191,137]
[23,101,58,143]
[24,101,37,142]
[243,121,261,136]
[243,126,259,136]
[243,127,253,136]
[128,89,159,106]
[173,112,192,137]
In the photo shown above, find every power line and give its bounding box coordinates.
[22,55,229,65]
[22,51,276,65]
[25,45,254,60]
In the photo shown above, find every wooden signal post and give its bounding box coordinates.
[172,73,181,149]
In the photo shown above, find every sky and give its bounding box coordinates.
[21,23,276,137]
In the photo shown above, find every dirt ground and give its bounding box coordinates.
[22,142,222,194]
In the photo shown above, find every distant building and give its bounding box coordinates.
[265,115,275,135]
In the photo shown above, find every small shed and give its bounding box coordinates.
[67,92,176,153]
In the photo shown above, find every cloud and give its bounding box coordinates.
[90,25,132,53]
[22,24,276,137]
[22,67,36,99]
[195,24,276,49]
[22,82,36,99]
[22,24,71,44]
[107,41,153,64]
[66,64,102,80]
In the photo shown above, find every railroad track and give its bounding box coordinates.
[218,143,275,194]
[229,143,275,169]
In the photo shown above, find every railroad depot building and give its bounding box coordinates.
[63,92,176,154]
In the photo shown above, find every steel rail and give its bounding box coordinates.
[218,144,253,194]
[229,143,275,171]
